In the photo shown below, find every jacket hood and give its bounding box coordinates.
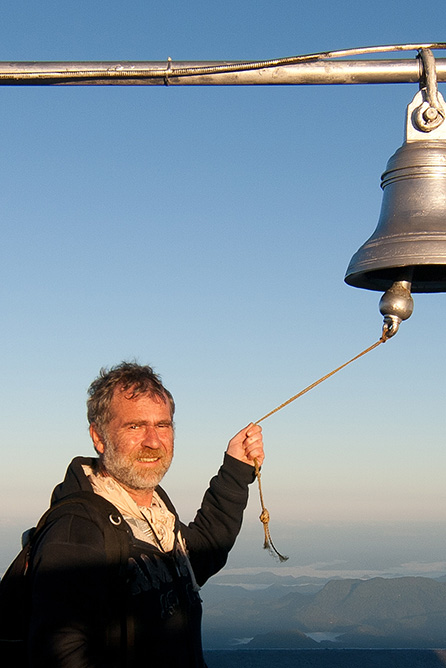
[50,456,98,504]
[50,456,178,519]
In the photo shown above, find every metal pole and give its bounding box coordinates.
[1,59,446,86]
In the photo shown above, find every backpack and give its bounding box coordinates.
[0,491,130,668]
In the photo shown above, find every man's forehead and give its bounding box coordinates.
[110,386,171,413]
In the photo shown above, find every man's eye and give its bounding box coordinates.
[129,424,139,430]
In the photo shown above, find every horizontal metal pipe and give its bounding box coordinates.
[1,58,446,86]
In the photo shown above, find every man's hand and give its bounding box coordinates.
[226,423,264,468]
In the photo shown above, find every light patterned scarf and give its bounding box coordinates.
[82,464,176,552]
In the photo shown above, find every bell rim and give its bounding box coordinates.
[345,262,446,292]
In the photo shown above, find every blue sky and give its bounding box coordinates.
[2,1,446,574]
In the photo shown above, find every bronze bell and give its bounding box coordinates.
[345,89,446,294]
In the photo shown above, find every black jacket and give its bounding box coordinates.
[28,454,255,667]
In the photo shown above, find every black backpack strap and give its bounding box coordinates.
[0,490,131,668]
[35,492,131,666]
[35,491,130,566]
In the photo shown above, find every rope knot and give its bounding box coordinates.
[259,509,270,524]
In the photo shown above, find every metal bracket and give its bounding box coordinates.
[413,49,446,132]
[406,89,446,141]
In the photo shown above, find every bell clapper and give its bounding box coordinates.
[379,277,414,339]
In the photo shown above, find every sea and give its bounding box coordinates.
[203,649,446,667]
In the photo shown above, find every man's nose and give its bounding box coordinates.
[142,426,161,448]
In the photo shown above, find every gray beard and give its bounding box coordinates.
[101,438,172,492]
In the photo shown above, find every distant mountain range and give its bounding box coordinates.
[201,573,446,649]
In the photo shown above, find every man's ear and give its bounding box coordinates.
[90,424,105,454]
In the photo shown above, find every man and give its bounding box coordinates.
[28,362,264,667]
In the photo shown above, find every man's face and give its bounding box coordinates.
[92,389,174,494]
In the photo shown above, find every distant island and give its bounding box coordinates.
[201,572,446,650]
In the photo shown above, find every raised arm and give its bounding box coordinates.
[180,424,264,585]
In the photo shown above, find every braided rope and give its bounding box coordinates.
[252,329,389,561]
